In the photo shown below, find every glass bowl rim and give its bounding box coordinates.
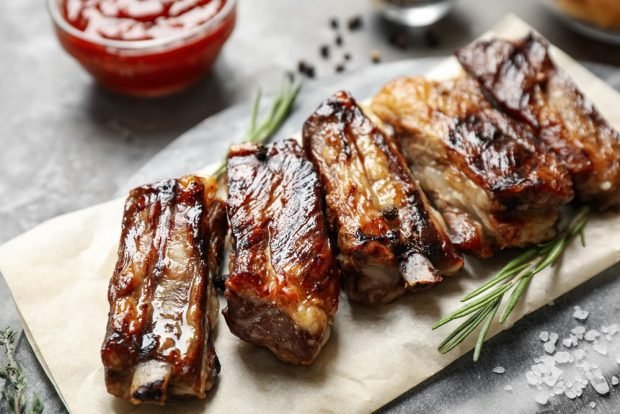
[46,0,236,51]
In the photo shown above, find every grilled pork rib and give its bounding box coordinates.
[371,77,574,257]
[102,175,227,404]
[224,139,339,365]
[303,91,463,304]
[456,34,620,209]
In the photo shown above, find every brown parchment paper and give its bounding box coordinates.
[2,15,620,414]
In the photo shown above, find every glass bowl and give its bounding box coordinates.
[47,0,237,97]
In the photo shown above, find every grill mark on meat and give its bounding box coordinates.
[224,139,340,365]
[102,176,226,404]
[304,91,463,304]
[371,76,574,257]
[456,33,620,209]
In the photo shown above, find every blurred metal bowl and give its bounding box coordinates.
[373,0,456,27]
[543,0,620,45]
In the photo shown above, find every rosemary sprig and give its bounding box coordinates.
[212,78,302,178]
[433,206,590,361]
[0,328,43,414]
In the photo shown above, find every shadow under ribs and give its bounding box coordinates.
[456,33,620,209]
[371,77,574,258]
[303,91,463,304]
[101,175,227,404]
[224,139,340,365]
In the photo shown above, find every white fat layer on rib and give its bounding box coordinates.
[130,360,172,402]
[400,253,438,286]
[293,303,328,337]
[359,264,405,303]
[416,162,493,233]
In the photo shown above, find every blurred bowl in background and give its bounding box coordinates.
[543,0,620,45]
[373,0,455,27]
[47,0,236,97]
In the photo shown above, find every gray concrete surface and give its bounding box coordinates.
[1,0,620,413]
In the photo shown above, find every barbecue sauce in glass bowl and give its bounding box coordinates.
[48,0,236,97]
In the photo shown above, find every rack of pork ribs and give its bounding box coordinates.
[102,33,620,404]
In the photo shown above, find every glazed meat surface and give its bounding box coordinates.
[371,77,574,257]
[303,91,463,304]
[224,139,340,365]
[456,34,620,209]
[101,175,227,404]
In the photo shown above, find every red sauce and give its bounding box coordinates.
[52,0,236,96]
[62,0,226,41]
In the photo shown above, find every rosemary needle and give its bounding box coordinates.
[434,206,590,361]
[212,78,302,179]
[0,328,43,414]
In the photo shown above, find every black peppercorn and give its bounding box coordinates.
[348,15,363,31]
[255,145,268,161]
[382,206,399,220]
[320,45,330,59]
[371,50,381,64]
[297,60,316,79]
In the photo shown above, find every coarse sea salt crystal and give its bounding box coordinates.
[522,306,620,408]
[504,384,513,392]
[539,355,555,365]
[555,351,572,364]
[527,371,541,386]
[535,392,549,405]
[576,360,587,370]
[549,332,559,344]
[586,368,610,395]
[592,342,607,356]
[573,306,589,321]
[532,363,544,375]
[572,326,586,339]
[565,388,577,399]
[493,366,505,374]
[585,329,600,342]
[544,342,556,354]
[542,366,563,387]
[573,349,586,361]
